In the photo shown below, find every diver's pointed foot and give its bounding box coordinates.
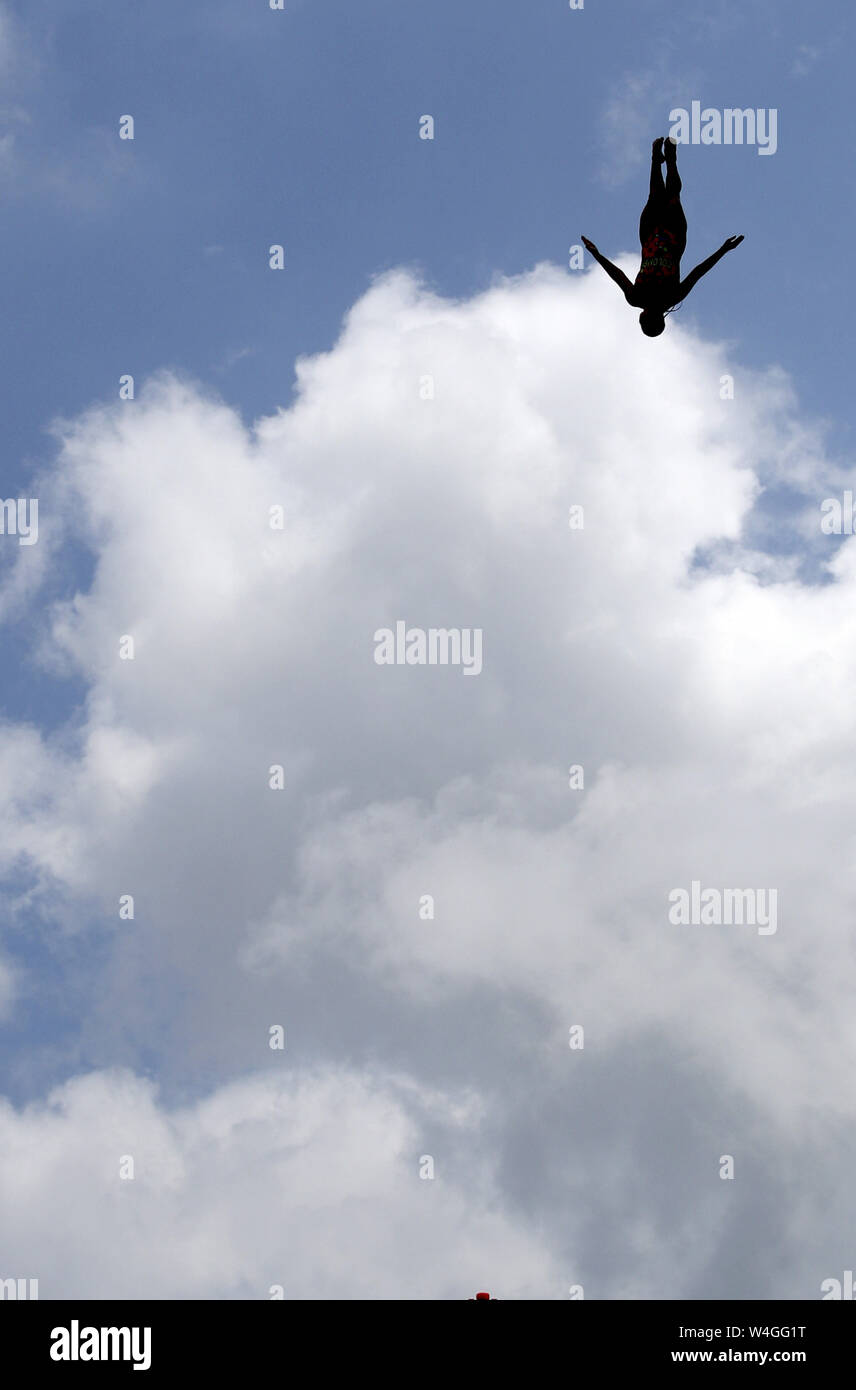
[664,134,678,157]
[652,136,665,162]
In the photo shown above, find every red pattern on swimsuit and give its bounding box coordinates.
[635,226,680,285]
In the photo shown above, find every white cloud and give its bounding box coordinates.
[1,263,854,1296]
[0,1066,561,1298]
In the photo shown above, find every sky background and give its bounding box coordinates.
[1,0,856,1299]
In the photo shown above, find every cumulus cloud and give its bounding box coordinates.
[1,263,854,1297]
[0,1066,561,1298]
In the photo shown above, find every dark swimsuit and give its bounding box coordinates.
[635,226,681,303]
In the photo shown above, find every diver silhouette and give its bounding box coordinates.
[582,137,744,336]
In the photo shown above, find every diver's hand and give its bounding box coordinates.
[581,236,599,255]
[721,235,744,252]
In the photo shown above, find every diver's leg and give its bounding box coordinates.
[640,141,666,244]
[650,138,666,195]
[664,137,682,196]
[672,203,688,259]
[663,138,687,257]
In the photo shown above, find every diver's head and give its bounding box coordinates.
[639,309,666,337]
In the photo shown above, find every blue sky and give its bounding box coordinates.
[3,0,854,501]
[2,0,856,1300]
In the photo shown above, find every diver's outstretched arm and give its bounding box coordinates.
[581,237,635,298]
[678,235,744,300]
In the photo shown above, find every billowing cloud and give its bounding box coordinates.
[1,263,854,1298]
[0,1066,562,1299]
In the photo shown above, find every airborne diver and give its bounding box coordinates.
[582,137,744,336]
